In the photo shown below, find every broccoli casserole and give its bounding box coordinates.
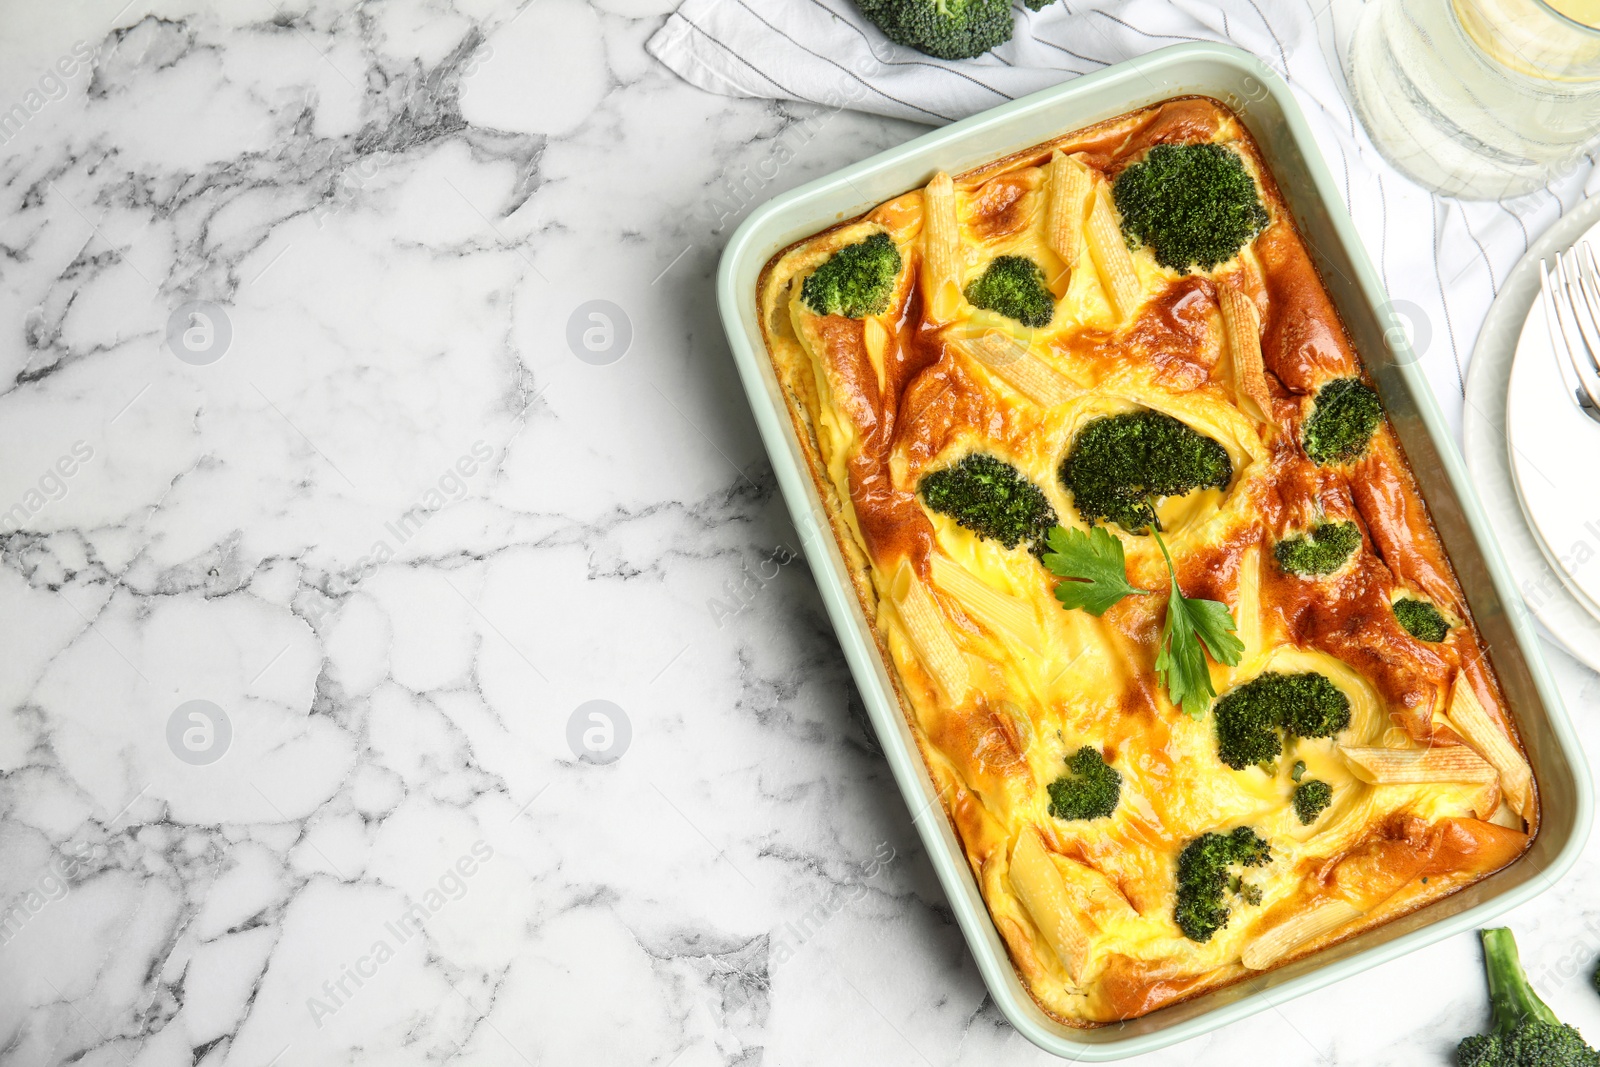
[755,97,1537,1024]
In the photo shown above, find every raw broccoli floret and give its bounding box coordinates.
[918,453,1057,555]
[1302,378,1384,465]
[1046,746,1122,821]
[1111,142,1269,273]
[1213,671,1352,771]
[1059,410,1233,533]
[800,232,903,318]
[1275,520,1361,576]
[964,255,1055,328]
[854,0,1016,60]
[1458,927,1600,1066]
[1292,779,1333,825]
[1394,597,1451,643]
[1174,826,1272,943]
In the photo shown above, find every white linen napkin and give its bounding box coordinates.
[647,0,1600,438]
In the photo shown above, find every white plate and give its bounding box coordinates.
[1464,196,1600,673]
[1505,225,1600,623]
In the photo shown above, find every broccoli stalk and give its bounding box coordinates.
[1458,928,1600,1066]
[1046,746,1122,820]
[854,0,1016,60]
[918,453,1058,556]
[800,232,903,318]
[964,255,1056,328]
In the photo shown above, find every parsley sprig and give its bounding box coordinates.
[1043,526,1149,615]
[1042,522,1244,719]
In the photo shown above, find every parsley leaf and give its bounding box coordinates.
[1151,529,1244,719]
[1044,518,1244,720]
[1041,525,1150,616]
[1186,594,1245,668]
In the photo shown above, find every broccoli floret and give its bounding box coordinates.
[1174,826,1272,943]
[1275,520,1361,576]
[918,453,1057,555]
[1457,928,1600,1066]
[1292,779,1333,825]
[1214,684,1285,770]
[1395,597,1451,643]
[854,0,1015,60]
[1302,378,1384,465]
[1111,142,1269,273]
[1283,678,1352,738]
[1213,672,1352,771]
[1059,410,1233,533]
[800,232,903,318]
[963,255,1055,328]
[1460,1025,1600,1067]
[1046,746,1122,821]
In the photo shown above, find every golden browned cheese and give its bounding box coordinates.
[755,98,1535,1025]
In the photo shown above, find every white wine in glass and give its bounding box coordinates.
[1347,0,1600,199]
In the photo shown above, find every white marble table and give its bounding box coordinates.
[1,2,1597,1065]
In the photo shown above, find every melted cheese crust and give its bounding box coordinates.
[756,98,1535,1024]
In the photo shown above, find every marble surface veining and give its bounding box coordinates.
[0,2,1597,1065]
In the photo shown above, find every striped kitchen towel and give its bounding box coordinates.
[647,0,1315,126]
[647,0,1600,439]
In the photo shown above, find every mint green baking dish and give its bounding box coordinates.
[714,42,1591,1060]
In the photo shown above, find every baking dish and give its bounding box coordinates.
[714,42,1590,1060]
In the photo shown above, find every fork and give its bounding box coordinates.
[1540,240,1600,425]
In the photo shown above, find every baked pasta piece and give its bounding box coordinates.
[756,97,1535,1025]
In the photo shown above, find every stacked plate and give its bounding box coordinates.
[1465,198,1600,672]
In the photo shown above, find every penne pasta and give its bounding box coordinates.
[1085,180,1142,322]
[863,316,890,395]
[946,328,1080,408]
[1241,899,1363,970]
[1231,547,1264,670]
[1472,779,1506,821]
[922,172,963,324]
[994,698,1033,750]
[1045,151,1092,273]
[929,554,1042,652]
[1217,281,1272,423]
[1009,828,1090,985]
[1446,671,1534,820]
[890,560,972,705]
[1340,744,1498,785]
